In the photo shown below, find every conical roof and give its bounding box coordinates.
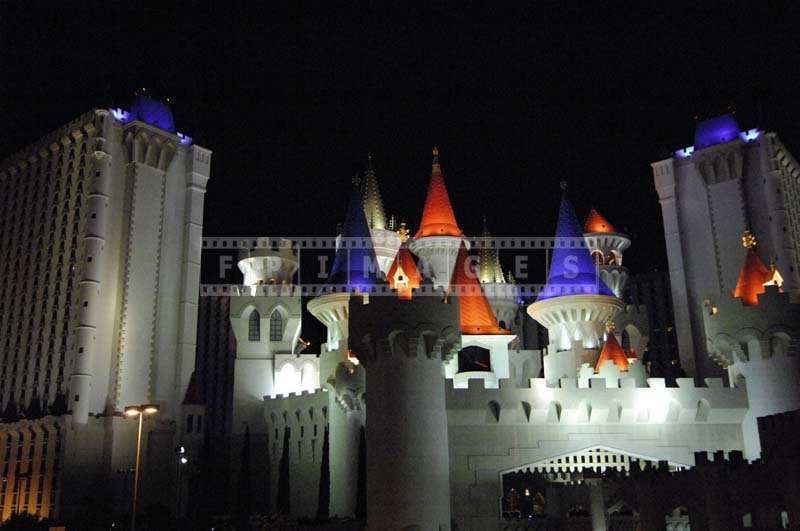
[733,246,771,306]
[584,208,616,233]
[451,244,511,335]
[536,192,614,302]
[595,333,630,373]
[387,245,422,300]
[327,188,382,290]
[362,154,387,230]
[415,148,463,238]
[182,372,204,405]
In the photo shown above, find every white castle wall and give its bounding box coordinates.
[445,377,748,531]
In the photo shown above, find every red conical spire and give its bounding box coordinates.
[415,147,463,238]
[584,208,616,233]
[450,244,510,335]
[595,331,630,373]
[387,245,422,300]
[733,232,772,306]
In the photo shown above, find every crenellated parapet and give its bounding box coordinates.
[445,376,747,426]
[703,285,800,367]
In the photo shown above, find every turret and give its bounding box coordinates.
[528,184,623,382]
[583,208,631,297]
[349,290,460,530]
[703,231,800,459]
[237,238,297,293]
[477,216,519,329]
[362,154,401,274]
[449,244,516,388]
[308,188,382,351]
[408,147,469,289]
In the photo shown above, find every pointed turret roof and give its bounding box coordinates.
[584,208,616,233]
[327,187,382,289]
[182,371,204,405]
[478,216,506,284]
[415,148,463,238]
[733,231,775,306]
[451,244,511,335]
[387,245,422,300]
[362,153,387,230]
[536,186,614,302]
[595,332,630,373]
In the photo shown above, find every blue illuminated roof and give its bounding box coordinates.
[536,194,614,302]
[129,95,176,133]
[694,114,740,150]
[326,188,382,290]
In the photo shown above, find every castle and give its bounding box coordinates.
[210,119,800,530]
[0,96,799,529]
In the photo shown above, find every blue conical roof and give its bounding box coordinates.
[536,194,614,302]
[326,188,382,290]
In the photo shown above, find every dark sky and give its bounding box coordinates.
[3,3,800,278]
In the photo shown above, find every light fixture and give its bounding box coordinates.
[142,404,160,415]
[124,406,142,417]
[180,457,188,465]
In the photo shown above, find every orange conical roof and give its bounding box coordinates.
[415,148,463,238]
[595,333,630,373]
[733,246,771,306]
[387,246,422,300]
[584,208,616,233]
[450,244,511,335]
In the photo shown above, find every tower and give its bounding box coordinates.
[362,154,400,275]
[477,217,519,330]
[703,231,800,458]
[349,291,460,530]
[527,186,623,383]
[652,114,800,380]
[448,244,516,388]
[583,208,631,298]
[308,188,382,351]
[408,148,469,289]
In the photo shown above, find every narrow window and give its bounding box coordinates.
[269,310,282,341]
[248,310,260,341]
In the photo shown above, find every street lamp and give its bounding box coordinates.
[124,404,160,531]
[174,445,188,517]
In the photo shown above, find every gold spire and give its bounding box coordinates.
[742,230,757,249]
[396,222,410,243]
[362,153,387,230]
[605,321,616,333]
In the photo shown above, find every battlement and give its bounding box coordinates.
[703,284,800,367]
[445,375,747,425]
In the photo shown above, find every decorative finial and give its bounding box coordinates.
[742,230,757,249]
[605,321,616,333]
[397,222,410,243]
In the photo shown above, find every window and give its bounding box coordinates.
[269,310,283,341]
[248,310,260,341]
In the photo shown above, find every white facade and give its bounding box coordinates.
[0,100,211,520]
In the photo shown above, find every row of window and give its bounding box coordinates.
[248,309,284,342]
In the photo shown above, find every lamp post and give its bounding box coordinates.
[124,404,160,531]
[174,445,188,518]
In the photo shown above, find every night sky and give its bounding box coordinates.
[3,4,800,281]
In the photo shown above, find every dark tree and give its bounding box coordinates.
[49,391,67,416]
[2,399,18,423]
[26,395,43,419]
[277,425,291,514]
[236,424,252,528]
[316,425,330,519]
[356,425,366,519]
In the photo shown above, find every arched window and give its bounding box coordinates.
[248,310,260,341]
[591,250,604,266]
[270,310,283,341]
